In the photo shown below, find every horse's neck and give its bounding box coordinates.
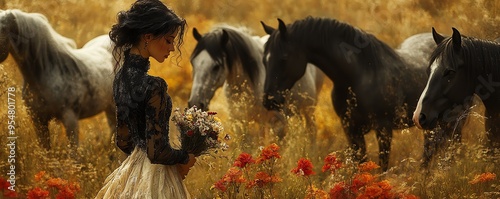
[306,32,405,85]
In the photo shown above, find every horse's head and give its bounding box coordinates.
[0,10,17,62]
[414,28,473,129]
[188,27,229,111]
[261,19,308,111]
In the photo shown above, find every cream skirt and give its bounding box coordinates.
[95,147,191,199]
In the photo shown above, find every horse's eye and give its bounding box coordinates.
[212,64,221,72]
[443,69,456,78]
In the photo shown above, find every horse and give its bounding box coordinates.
[260,17,466,171]
[414,28,500,150]
[187,25,324,141]
[0,9,116,149]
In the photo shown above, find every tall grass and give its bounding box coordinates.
[0,0,499,198]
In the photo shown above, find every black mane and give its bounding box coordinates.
[191,27,260,84]
[430,35,500,79]
[267,16,405,71]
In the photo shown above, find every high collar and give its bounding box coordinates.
[124,51,150,73]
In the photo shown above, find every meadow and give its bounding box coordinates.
[0,0,499,198]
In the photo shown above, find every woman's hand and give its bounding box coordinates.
[177,154,196,180]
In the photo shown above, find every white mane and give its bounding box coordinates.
[8,9,82,76]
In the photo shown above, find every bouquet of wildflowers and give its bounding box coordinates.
[171,106,227,156]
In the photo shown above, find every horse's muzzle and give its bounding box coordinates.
[417,113,438,130]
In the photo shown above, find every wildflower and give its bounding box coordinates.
[223,167,246,183]
[362,183,383,198]
[247,172,275,188]
[350,173,375,193]
[213,179,228,192]
[34,171,46,182]
[0,177,10,190]
[469,172,496,184]
[377,180,392,191]
[305,185,328,199]
[27,187,50,199]
[329,182,349,199]
[56,186,76,199]
[256,143,281,163]
[3,190,18,198]
[46,178,68,190]
[233,153,255,168]
[291,158,315,176]
[396,193,420,199]
[358,161,380,172]
[322,153,342,174]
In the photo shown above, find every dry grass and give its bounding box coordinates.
[1,0,499,198]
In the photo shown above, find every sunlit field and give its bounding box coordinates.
[1,0,499,198]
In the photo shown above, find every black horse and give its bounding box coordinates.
[414,28,500,149]
[261,17,465,171]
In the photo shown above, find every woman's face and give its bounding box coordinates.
[147,29,179,63]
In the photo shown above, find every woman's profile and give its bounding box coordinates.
[95,0,196,198]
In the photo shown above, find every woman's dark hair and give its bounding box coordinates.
[109,0,186,72]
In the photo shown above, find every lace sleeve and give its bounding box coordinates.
[116,123,134,155]
[145,78,189,165]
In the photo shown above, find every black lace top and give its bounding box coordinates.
[113,52,189,165]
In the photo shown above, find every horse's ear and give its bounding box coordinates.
[261,21,275,35]
[221,29,229,47]
[451,27,462,51]
[193,27,202,41]
[277,18,287,40]
[431,27,445,45]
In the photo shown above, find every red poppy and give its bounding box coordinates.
[233,153,255,168]
[358,161,380,172]
[469,172,496,184]
[0,177,10,190]
[291,158,315,176]
[247,172,273,188]
[46,178,68,190]
[223,167,245,183]
[322,153,342,174]
[256,143,281,163]
[3,189,18,198]
[350,173,374,193]
[55,186,76,199]
[27,187,50,199]
[186,130,194,137]
[34,171,46,182]
[213,179,227,192]
[329,182,349,199]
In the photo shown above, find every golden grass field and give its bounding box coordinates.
[0,0,499,198]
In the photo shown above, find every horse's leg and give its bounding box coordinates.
[421,127,446,168]
[375,126,393,171]
[33,115,51,149]
[61,110,79,148]
[344,124,368,164]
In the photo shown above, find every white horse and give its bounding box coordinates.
[0,9,116,149]
[188,25,324,141]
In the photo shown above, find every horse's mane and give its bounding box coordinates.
[430,35,500,79]
[8,9,82,79]
[275,16,405,71]
[191,25,261,84]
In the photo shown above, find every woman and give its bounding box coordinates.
[95,0,196,198]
